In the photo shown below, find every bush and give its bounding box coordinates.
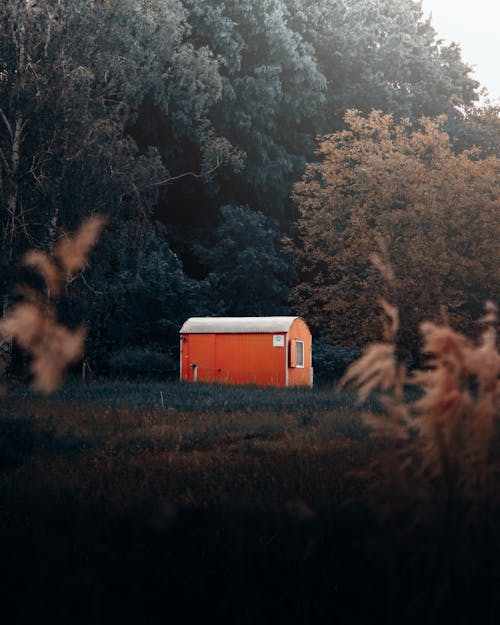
[312,339,362,384]
[106,347,176,380]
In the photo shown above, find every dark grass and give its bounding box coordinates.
[1,381,499,624]
[4,378,360,411]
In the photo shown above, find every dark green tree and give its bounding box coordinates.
[0,0,236,288]
[288,0,479,124]
[182,0,327,219]
[194,205,292,315]
[448,103,500,157]
[0,0,237,373]
[77,223,210,372]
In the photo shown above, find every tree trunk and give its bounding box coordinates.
[1,109,24,376]
[6,113,23,259]
[0,293,12,376]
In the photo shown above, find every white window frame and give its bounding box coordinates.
[295,339,305,368]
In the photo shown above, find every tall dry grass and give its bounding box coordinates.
[0,216,105,393]
[340,250,500,522]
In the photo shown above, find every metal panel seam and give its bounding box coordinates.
[285,332,289,387]
[179,337,183,381]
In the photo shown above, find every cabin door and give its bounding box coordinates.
[183,334,216,382]
[181,336,192,381]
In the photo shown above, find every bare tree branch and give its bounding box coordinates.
[65,269,104,295]
[0,146,11,174]
[150,144,242,187]
[151,159,222,187]
[0,106,13,141]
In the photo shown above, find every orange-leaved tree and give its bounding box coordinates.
[289,109,500,355]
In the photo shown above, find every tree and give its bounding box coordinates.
[194,204,292,315]
[290,110,500,354]
[0,0,239,373]
[173,0,480,230]
[181,0,327,220]
[289,0,479,124]
[448,103,500,157]
[76,222,209,370]
[0,0,236,286]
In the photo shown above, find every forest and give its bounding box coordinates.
[0,0,499,380]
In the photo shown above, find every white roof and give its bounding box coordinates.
[180,316,300,334]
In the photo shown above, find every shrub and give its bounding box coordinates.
[106,347,176,380]
[312,339,362,384]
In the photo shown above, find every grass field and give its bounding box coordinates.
[1,381,499,624]
[1,381,367,508]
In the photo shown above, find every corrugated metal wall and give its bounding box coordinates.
[214,333,287,386]
[181,332,287,386]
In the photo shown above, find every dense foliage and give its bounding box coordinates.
[0,0,496,376]
[291,110,500,353]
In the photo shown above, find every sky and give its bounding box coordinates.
[420,0,500,102]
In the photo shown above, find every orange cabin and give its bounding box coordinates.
[179,316,313,387]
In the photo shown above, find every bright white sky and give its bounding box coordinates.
[420,0,500,102]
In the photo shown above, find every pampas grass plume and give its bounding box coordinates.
[0,216,105,393]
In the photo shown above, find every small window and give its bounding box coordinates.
[290,339,305,368]
[295,340,304,368]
